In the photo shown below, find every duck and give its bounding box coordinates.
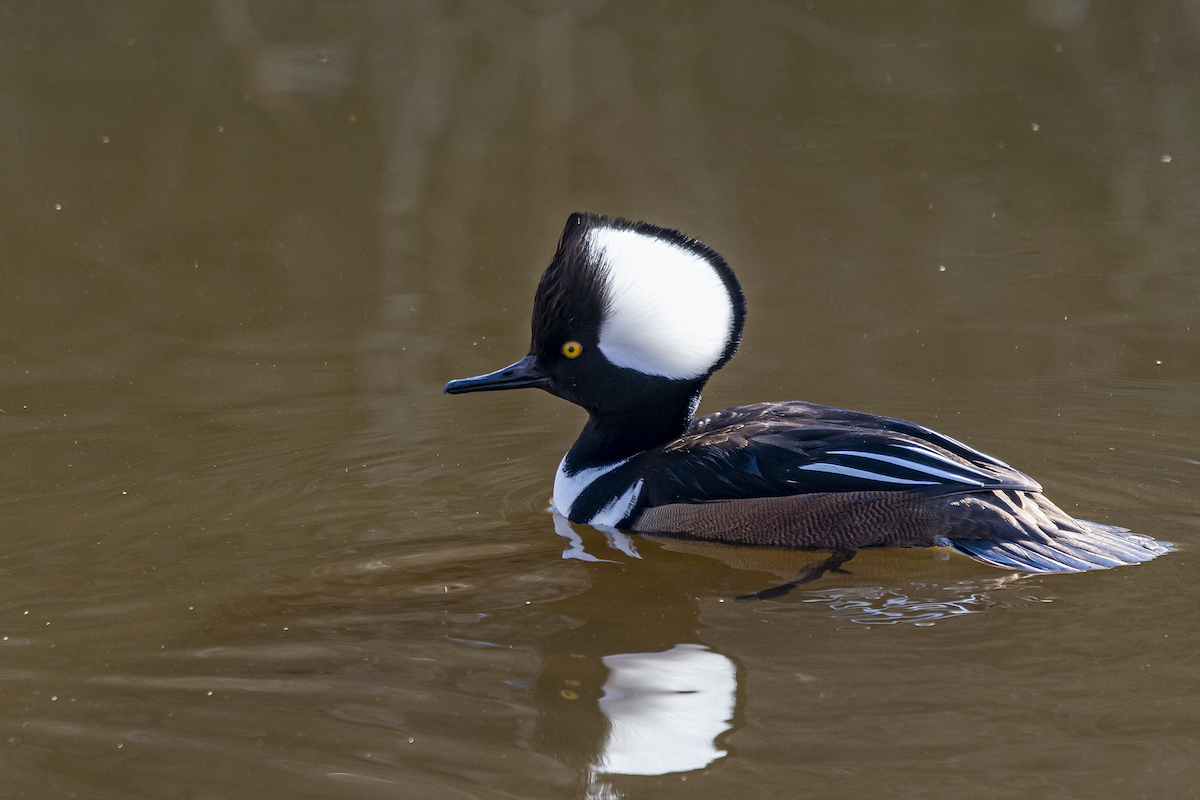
[445,212,1172,575]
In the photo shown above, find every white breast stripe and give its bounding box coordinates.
[826,449,986,485]
[553,456,631,519]
[590,478,644,527]
[797,463,938,485]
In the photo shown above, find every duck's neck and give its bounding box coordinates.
[563,386,701,472]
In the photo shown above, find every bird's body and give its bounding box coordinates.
[445,213,1171,574]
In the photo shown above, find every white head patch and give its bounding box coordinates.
[588,227,734,380]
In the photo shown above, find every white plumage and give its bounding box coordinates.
[589,226,733,380]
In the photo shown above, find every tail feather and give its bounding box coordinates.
[949,491,1173,574]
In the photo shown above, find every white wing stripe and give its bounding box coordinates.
[895,443,992,471]
[907,424,1010,467]
[827,449,987,485]
[797,463,938,485]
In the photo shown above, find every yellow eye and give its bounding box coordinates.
[561,341,583,359]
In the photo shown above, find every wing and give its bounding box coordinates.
[635,401,1041,507]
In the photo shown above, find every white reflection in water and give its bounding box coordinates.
[553,512,643,561]
[593,644,736,776]
[552,513,618,563]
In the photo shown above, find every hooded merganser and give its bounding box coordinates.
[445,213,1172,574]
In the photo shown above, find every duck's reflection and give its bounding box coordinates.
[593,644,736,776]
[540,512,1043,792]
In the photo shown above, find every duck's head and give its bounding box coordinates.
[445,213,746,427]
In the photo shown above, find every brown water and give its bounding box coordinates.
[1,3,1198,798]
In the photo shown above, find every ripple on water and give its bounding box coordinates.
[799,577,1043,629]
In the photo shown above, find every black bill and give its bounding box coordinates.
[443,354,549,395]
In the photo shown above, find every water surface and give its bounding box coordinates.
[1,3,1197,798]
